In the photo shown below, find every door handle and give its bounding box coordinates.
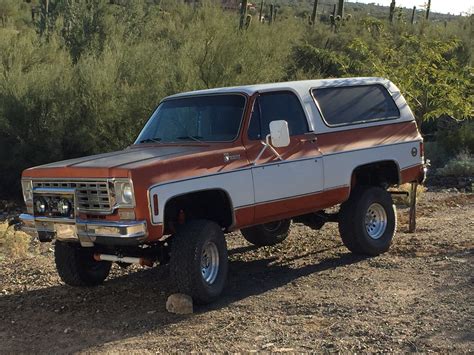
[223,153,240,163]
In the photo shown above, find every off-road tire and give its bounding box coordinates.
[54,241,112,286]
[169,220,228,304]
[241,219,291,246]
[339,186,397,256]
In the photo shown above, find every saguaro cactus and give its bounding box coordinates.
[239,0,248,30]
[269,3,274,24]
[337,0,344,18]
[310,0,319,26]
[258,0,264,22]
[245,14,252,29]
[425,0,431,20]
[389,0,396,23]
[411,6,416,24]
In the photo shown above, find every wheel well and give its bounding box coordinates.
[351,161,400,189]
[163,189,234,234]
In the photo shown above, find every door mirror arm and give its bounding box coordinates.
[253,134,283,165]
[253,120,290,165]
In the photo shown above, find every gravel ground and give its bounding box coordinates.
[0,191,472,353]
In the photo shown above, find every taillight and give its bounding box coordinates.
[420,141,424,157]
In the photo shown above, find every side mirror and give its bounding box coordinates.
[269,120,290,148]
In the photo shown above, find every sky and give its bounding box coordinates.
[352,0,473,15]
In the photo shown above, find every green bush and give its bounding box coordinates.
[424,141,450,169]
[435,120,474,157]
[437,151,474,177]
[0,0,472,199]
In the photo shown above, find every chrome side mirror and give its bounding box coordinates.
[269,120,290,148]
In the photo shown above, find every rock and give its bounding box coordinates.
[166,293,193,315]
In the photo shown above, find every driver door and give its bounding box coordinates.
[243,91,324,222]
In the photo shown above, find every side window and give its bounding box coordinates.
[312,84,400,126]
[248,91,309,140]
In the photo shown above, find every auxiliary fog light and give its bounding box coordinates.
[57,199,72,216]
[35,197,47,214]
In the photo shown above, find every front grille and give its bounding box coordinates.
[32,180,112,212]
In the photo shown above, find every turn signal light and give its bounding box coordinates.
[153,194,159,216]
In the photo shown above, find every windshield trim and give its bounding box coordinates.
[134,92,248,145]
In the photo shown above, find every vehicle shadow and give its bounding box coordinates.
[0,245,366,352]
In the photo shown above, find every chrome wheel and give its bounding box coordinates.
[365,203,388,240]
[201,241,219,285]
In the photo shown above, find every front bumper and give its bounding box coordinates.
[19,214,147,246]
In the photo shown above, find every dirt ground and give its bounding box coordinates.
[0,191,472,353]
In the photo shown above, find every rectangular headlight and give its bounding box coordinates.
[112,180,135,208]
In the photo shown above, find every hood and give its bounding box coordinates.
[22,144,211,178]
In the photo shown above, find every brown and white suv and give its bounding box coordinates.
[19,77,426,303]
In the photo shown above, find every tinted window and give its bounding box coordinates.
[136,95,245,143]
[312,85,400,126]
[248,91,309,140]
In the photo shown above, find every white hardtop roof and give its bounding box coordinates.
[164,77,396,100]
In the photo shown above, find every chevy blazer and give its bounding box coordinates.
[19,77,425,303]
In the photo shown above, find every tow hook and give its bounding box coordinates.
[93,253,153,267]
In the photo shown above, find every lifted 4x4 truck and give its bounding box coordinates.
[19,78,425,304]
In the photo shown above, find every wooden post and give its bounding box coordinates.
[332,4,336,17]
[310,0,319,26]
[408,182,418,233]
[411,6,416,24]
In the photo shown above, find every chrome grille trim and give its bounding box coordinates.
[32,180,112,213]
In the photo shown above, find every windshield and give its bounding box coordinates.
[135,94,246,144]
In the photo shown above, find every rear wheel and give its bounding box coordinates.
[241,219,291,246]
[338,186,396,256]
[54,241,111,286]
[169,220,228,304]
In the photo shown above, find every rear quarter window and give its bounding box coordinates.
[311,84,400,126]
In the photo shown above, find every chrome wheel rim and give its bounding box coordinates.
[201,241,219,285]
[365,203,387,240]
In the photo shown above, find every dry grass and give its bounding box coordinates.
[0,222,31,259]
[393,183,427,206]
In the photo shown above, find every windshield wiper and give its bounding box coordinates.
[139,137,162,144]
[176,135,204,143]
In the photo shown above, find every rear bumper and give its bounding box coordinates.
[19,213,147,246]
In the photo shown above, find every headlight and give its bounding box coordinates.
[122,185,133,204]
[113,180,135,207]
[21,179,33,203]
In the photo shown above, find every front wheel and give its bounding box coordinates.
[169,220,228,304]
[338,186,397,256]
[54,241,111,286]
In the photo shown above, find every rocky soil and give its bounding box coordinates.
[0,192,472,353]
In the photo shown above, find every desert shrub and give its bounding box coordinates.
[437,151,474,177]
[0,222,30,258]
[424,141,450,169]
[0,0,472,200]
[435,120,474,157]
